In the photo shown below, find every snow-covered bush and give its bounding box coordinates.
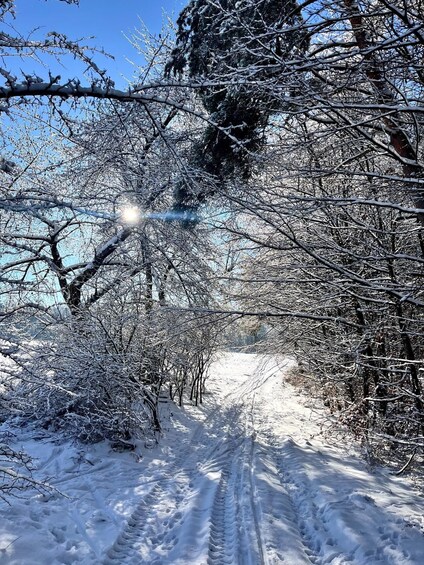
[6,311,158,442]
[4,294,224,443]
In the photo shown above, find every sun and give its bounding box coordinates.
[120,206,141,225]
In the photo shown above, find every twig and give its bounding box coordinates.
[395,448,418,475]
[0,536,21,552]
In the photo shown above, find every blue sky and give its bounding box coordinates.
[9,0,186,86]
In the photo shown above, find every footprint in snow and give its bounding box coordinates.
[91,510,109,523]
[50,526,66,543]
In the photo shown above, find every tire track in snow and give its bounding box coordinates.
[210,355,330,565]
[101,430,206,563]
[207,446,239,564]
[245,370,325,565]
[103,355,299,565]
[206,436,263,565]
[246,361,365,565]
[265,437,354,565]
[102,370,252,564]
[206,388,267,565]
[158,377,255,564]
[103,483,166,564]
[247,403,267,565]
[274,443,326,565]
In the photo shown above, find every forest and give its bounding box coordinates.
[1,0,424,500]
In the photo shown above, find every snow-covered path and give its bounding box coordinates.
[1,353,424,564]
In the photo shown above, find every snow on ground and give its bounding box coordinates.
[1,352,424,564]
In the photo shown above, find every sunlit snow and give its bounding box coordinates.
[1,353,423,564]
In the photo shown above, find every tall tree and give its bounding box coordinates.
[166,0,307,213]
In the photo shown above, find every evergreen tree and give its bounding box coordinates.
[166,0,306,196]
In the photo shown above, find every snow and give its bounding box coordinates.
[1,352,424,564]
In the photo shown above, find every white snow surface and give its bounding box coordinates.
[1,352,424,564]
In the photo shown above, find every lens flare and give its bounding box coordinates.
[120,206,141,225]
